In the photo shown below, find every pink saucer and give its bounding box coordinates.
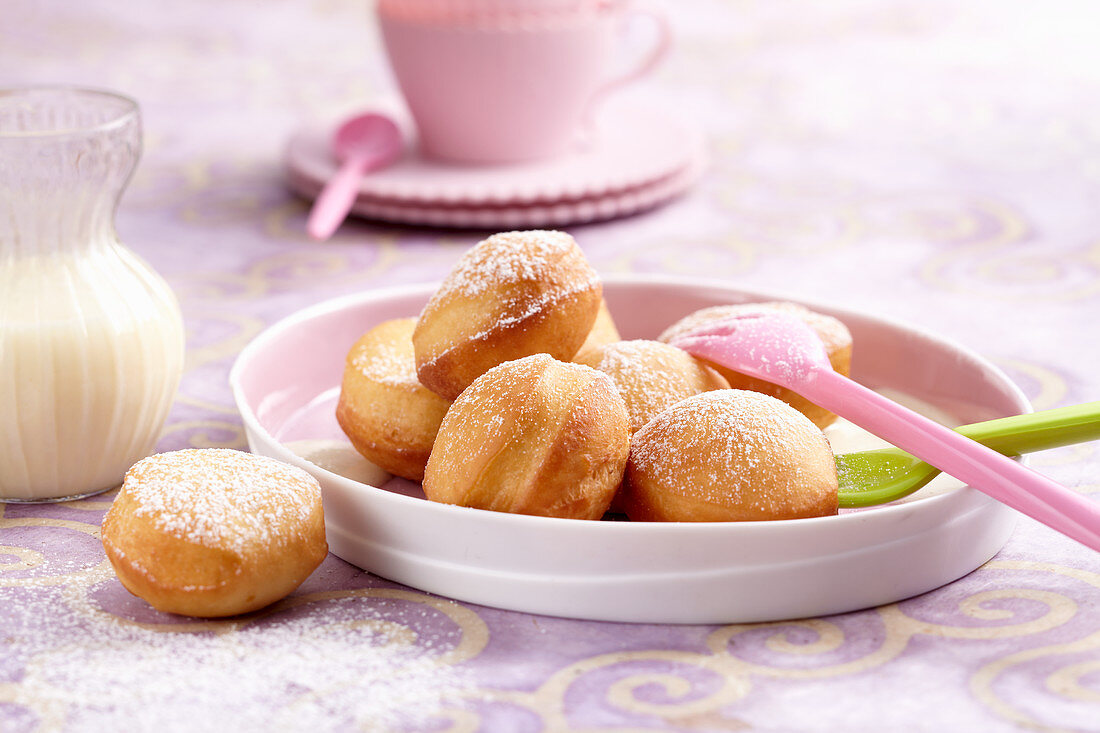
[284,99,704,212]
[286,156,701,229]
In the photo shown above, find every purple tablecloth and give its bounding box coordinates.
[3,1,1099,730]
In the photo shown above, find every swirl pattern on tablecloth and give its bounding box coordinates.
[3,0,1100,730]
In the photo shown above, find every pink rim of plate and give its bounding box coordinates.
[230,276,1027,623]
[284,99,704,207]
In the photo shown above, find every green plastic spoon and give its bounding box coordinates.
[836,401,1100,508]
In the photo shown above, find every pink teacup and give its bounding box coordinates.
[376,1,671,164]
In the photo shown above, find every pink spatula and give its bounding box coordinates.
[670,312,1100,551]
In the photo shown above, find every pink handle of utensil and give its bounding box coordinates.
[802,367,1100,551]
[307,155,371,241]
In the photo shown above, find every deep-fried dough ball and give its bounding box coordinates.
[336,317,450,481]
[413,230,601,400]
[423,354,630,520]
[622,390,839,522]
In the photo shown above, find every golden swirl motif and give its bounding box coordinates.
[715,187,866,257]
[1047,660,1100,703]
[50,497,115,513]
[481,567,1084,730]
[172,393,244,417]
[0,545,44,573]
[424,708,484,733]
[492,649,750,730]
[265,588,490,666]
[0,518,107,588]
[984,560,1100,592]
[762,618,846,655]
[490,562,1092,729]
[919,203,1100,302]
[955,562,1099,732]
[975,244,1100,301]
[180,311,266,373]
[970,630,1100,733]
[1027,443,1097,470]
[881,589,1077,639]
[708,616,912,679]
[172,270,271,303]
[623,238,758,276]
[990,359,1069,411]
[172,240,404,305]
[297,617,418,648]
[1073,482,1100,497]
[605,670,748,719]
[159,419,248,451]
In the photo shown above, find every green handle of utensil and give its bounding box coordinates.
[839,401,1100,508]
[954,401,1100,454]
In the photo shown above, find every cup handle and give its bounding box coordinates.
[576,1,672,141]
[595,0,673,100]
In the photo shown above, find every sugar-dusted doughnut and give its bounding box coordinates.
[575,339,729,433]
[572,298,621,365]
[101,449,327,617]
[413,230,602,400]
[659,301,852,428]
[621,390,838,522]
[336,317,451,481]
[423,354,630,520]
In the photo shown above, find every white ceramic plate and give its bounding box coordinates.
[230,276,1025,624]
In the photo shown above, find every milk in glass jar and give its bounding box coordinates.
[0,87,185,502]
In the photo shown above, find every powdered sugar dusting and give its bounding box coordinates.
[434,230,585,300]
[414,231,601,388]
[447,353,619,439]
[440,230,582,297]
[588,340,726,432]
[416,277,597,375]
[720,315,829,384]
[121,449,320,552]
[350,321,420,388]
[659,302,852,354]
[1,585,476,731]
[631,390,829,506]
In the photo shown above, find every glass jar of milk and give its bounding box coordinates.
[0,87,185,502]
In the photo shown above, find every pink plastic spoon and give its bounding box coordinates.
[670,312,1100,551]
[306,113,404,241]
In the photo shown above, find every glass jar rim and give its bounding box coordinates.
[0,85,139,139]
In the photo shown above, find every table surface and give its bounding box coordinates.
[3,1,1099,731]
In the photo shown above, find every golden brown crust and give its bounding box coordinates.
[422,354,630,520]
[335,317,451,481]
[413,230,602,401]
[100,449,327,617]
[658,302,852,429]
[576,338,730,515]
[621,390,838,522]
[572,298,621,365]
[575,339,729,433]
